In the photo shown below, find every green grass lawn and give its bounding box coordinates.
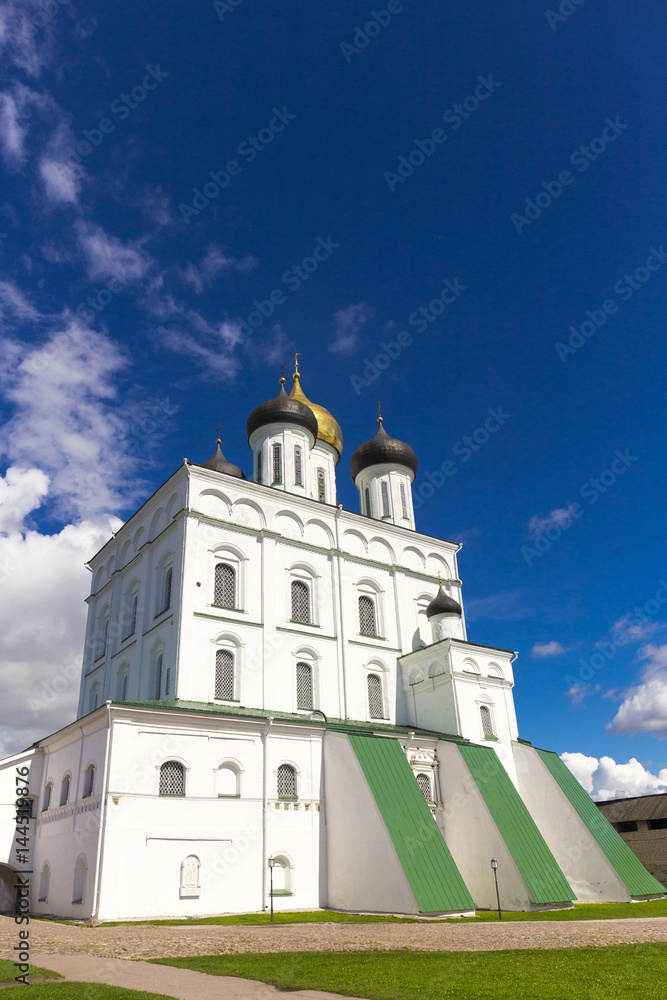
[154,944,667,1000]
[93,896,667,927]
[0,958,61,983]
[1,986,177,999]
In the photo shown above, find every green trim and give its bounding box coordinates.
[349,734,474,914]
[458,744,573,905]
[270,890,293,896]
[535,749,666,897]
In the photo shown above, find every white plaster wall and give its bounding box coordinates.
[512,743,633,903]
[323,732,418,914]
[355,463,416,530]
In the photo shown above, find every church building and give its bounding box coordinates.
[0,363,663,919]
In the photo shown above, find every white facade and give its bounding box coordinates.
[1,381,663,920]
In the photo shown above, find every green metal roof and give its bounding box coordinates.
[535,748,666,897]
[348,734,475,914]
[458,744,574,905]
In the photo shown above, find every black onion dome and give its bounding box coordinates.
[198,439,246,479]
[426,585,462,619]
[246,381,318,442]
[350,418,418,481]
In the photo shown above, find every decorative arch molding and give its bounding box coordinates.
[148,507,167,541]
[402,545,426,570]
[231,498,265,530]
[341,529,368,556]
[304,518,335,548]
[462,657,481,674]
[487,662,505,679]
[215,759,243,797]
[132,526,146,554]
[274,510,305,539]
[368,535,396,564]
[425,553,452,579]
[409,668,425,686]
[165,491,182,521]
[428,661,447,678]
[119,539,133,568]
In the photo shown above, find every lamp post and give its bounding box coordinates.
[268,858,276,923]
[490,857,502,921]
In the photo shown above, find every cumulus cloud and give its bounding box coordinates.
[562,751,667,801]
[0,465,48,532]
[528,502,580,539]
[76,221,151,283]
[532,640,565,658]
[607,642,667,737]
[329,302,373,354]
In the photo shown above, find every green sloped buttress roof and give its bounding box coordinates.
[535,748,665,897]
[458,743,574,905]
[348,734,474,913]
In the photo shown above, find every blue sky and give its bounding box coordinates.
[1,0,666,798]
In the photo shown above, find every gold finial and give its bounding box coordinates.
[437,571,442,588]
[279,361,286,385]
[293,351,301,383]
[216,425,221,445]
[377,400,383,425]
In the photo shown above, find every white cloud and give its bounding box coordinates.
[566,682,600,706]
[532,640,565,658]
[562,751,667,801]
[0,279,42,321]
[607,643,667,738]
[39,154,81,206]
[0,81,52,168]
[329,302,373,354]
[0,465,48,532]
[182,245,257,293]
[611,614,661,645]
[0,2,55,78]
[76,221,151,283]
[528,502,580,539]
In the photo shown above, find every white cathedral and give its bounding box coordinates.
[0,364,663,920]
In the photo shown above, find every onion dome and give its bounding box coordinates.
[350,415,418,482]
[198,431,245,479]
[426,584,462,619]
[289,370,343,464]
[246,376,318,442]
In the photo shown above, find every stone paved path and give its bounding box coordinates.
[2,914,666,959]
[32,953,356,1000]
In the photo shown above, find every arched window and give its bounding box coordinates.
[88,683,99,713]
[42,782,52,812]
[294,445,303,485]
[296,661,313,710]
[364,486,372,517]
[217,763,240,796]
[72,856,86,904]
[82,764,95,799]
[400,483,408,518]
[480,705,494,737]
[381,481,390,517]
[277,763,297,798]
[215,649,235,700]
[165,667,171,697]
[98,617,109,659]
[367,673,384,719]
[416,773,431,801]
[317,467,326,502]
[180,855,200,898]
[291,580,310,623]
[214,563,236,608]
[269,854,293,896]
[117,668,129,700]
[59,774,70,806]
[155,654,163,700]
[162,566,173,612]
[159,760,185,796]
[358,595,376,636]
[272,443,282,483]
[38,863,50,902]
[124,592,138,638]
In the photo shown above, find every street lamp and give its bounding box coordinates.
[490,857,502,921]
[268,858,276,923]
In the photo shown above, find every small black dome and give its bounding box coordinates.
[246,380,318,442]
[350,418,418,481]
[426,585,462,619]
[198,440,245,479]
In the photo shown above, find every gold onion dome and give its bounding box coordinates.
[289,370,343,464]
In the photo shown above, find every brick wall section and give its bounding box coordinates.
[596,796,667,890]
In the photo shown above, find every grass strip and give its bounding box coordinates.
[0,958,62,983]
[153,944,667,1000]
[1,984,177,999]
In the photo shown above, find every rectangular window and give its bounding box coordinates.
[257,449,262,483]
[400,483,408,518]
[317,468,326,502]
[215,649,235,700]
[155,654,163,700]
[648,818,667,831]
[364,487,372,517]
[381,481,390,517]
[294,446,303,485]
[615,820,638,833]
[272,444,282,483]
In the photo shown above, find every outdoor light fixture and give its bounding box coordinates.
[268,857,276,922]
[490,857,502,921]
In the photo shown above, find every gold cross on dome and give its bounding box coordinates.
[216,425,221,444]
[280,361,285,378]
[294,352,301,374]
[377,400,383,423]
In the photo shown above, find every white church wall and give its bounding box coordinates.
[512,742,633,903]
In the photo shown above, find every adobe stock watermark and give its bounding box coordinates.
[384,75,501,192]
[510,117,628,234]
[234,235,340,337]
[555,245,667,362]
[565,579,667,691]
[20,0,69,37]
[339,1,404,63]
[521,449,638,566]
[179,107,296,224]
[213,0,248,20]
[545,0,588,31]
[413,407,511,510]
[350,277,467,394]
[64,66,169,166]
